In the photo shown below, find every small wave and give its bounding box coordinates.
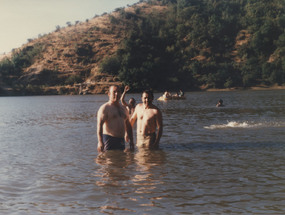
[204,121,284,129]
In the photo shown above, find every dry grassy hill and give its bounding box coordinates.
[6,2,167,95]
[3,0,280,96]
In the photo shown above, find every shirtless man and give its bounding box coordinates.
[97,85,134,152]
[120,86,136,116]
[130,90,163,149]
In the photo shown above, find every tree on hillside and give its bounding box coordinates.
[1,0,285,95]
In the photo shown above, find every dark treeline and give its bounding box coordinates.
[101,0,285,91]
[0,44,44,94]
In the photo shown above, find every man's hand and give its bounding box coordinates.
[97,142,104,152]
[125,133,130,143]
[124,86,130,93]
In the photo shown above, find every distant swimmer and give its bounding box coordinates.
[121,85,136,116]
[178,89,184,97]
[173,89,184,98]
[97,85,134,152]
[130,90,163,149]
[216,99,224,107]
[163,91,171,99]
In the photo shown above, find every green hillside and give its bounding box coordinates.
[0,0,285,95]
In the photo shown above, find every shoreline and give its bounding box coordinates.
[1,84,285,97]
[204,85,285,92]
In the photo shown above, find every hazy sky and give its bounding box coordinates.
[0,0,139,54]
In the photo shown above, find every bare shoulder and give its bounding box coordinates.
[135,103,144,110]
[98,102,111,114]
[120,104,129,117]
[151,104,161,112]
[99,102,108,110]
[152,105,162,121]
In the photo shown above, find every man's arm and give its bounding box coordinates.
[97,106,106,152]
[154,109,163,148]
[125,119,134,151]
[120,86,129,107]
[130,106,138,127]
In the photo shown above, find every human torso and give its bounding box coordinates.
[103,103,127,138]
[136,104,158,135]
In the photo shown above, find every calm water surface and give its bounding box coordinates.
[0,90,284,214]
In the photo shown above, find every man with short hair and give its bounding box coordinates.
[97,85,134,152]
[130,90,163,149]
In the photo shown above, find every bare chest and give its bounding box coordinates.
[138,109,156,122]
[107,106,126,120]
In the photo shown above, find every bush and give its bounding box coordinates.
[99,56,121,75]
[65,74,82,85]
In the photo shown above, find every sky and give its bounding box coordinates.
[0,0,139,54]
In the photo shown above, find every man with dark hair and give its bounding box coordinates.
[97,85,134,152]
[130,90,163,149]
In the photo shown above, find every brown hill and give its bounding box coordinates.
[7,2,167,95]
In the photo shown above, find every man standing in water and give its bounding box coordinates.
[97,85,134,152]
[130,90,163,149]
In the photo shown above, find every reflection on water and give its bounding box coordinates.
[95,151,135,187]
[0,91,284,214]
[94,149,167,213]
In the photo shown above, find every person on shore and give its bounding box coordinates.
[216,99,224,107]
[97,85,134,152]
[120,85,136,116]
[130,90,163,149]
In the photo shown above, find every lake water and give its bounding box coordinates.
[0,90,284,214]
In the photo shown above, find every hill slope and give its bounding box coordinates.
[0,2,167,95]
[0,0,284,95]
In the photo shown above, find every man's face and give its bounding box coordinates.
[109,86,121,103]
[129,98,136,107]
[142,92,153,106]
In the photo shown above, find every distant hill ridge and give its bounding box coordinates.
[0,2,163,95]
[0,0,284,95]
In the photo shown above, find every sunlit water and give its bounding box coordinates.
[0,90,284,214]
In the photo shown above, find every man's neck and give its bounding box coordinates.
[109,100,120,106]
[143,103,152,109]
